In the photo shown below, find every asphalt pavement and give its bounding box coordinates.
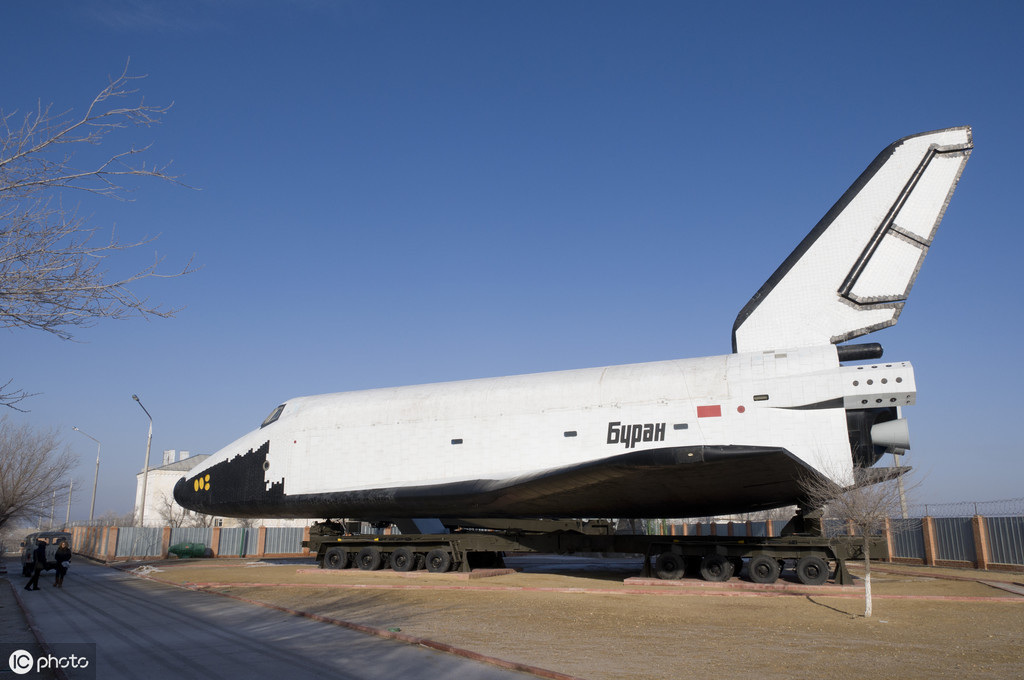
[1,557,538,679]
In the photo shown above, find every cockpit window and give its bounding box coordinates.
[260,404,286,428]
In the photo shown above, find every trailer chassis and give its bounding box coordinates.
[304,518,881,586]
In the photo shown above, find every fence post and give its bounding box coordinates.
[256,526,267,558]
[161,527,171,559]
[105,527,118,562]
[921,516,937,567]
[211,526,221,557]
[972,515,990,571]
[302,525,311,555]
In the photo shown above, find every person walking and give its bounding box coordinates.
[54,540,71,588]
[24,539,46,591]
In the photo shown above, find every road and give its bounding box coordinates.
[12,559,538,679]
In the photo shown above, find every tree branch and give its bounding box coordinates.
[0,62,195,406]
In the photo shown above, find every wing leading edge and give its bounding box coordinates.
[732,127,972,354]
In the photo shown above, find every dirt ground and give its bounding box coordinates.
[135,557,1022,680]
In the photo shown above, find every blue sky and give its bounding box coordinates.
[3,1,1021,520]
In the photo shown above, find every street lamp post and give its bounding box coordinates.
[132,395,154,528]
[73,427,102,523]
[64,479,74,528]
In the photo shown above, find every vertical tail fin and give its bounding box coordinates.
[732,127,972,354]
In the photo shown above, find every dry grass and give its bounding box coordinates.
[137,558,1024,680]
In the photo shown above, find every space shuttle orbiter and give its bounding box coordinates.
[174,127,972,522]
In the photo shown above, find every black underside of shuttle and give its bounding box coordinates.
[173,440,820,521]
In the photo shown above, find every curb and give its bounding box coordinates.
[5,579,70,680]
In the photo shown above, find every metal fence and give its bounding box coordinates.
[986,516,1024,565]
[932,517,976,563]
[115,527,164,558]
[69,512,1024,569]
[263,526,304,554]
[218,528,259,557]
[169,527,214,547]
[681,513,1024,568]
[889,518,925,561]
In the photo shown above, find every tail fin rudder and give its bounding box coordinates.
[732,127,972,354]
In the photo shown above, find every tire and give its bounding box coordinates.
[356,546,383,571]
[425,548,452,573]
[747,554,781,584]
[654,551,686,580]
[699,554,734,582]
[390,547,417,572]
[323,547,349,570]
[796,555,829,585]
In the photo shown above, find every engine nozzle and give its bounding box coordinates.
[870,418,910,451]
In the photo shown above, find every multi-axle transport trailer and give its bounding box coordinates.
[305,518,882,586]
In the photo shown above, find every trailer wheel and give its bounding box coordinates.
[795,556,829,585]
[356,546,383,571]
[699,554,734,582]
[323,547,349,570]
[654,552,686,580]
[390,547,417,572]
[425,548,452,573]
[747,555,781,584]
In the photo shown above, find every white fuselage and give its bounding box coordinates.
[187,344,914,501]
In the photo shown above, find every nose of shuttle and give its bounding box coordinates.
[173,472,213,513]
[170,438,279,518]
[172,475,203,512]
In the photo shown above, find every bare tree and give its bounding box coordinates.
[799,463,910,618]
[0,417,75,532]
[152,489,222,529]
[0,62,192,408]
[186,509,218,529]
[156,491,188,528]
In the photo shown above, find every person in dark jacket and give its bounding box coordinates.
[24,539,46,591]
[54,540,71,588]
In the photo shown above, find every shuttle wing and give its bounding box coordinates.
[732,127,972,353]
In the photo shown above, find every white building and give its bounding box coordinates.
[134,451,209,527]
